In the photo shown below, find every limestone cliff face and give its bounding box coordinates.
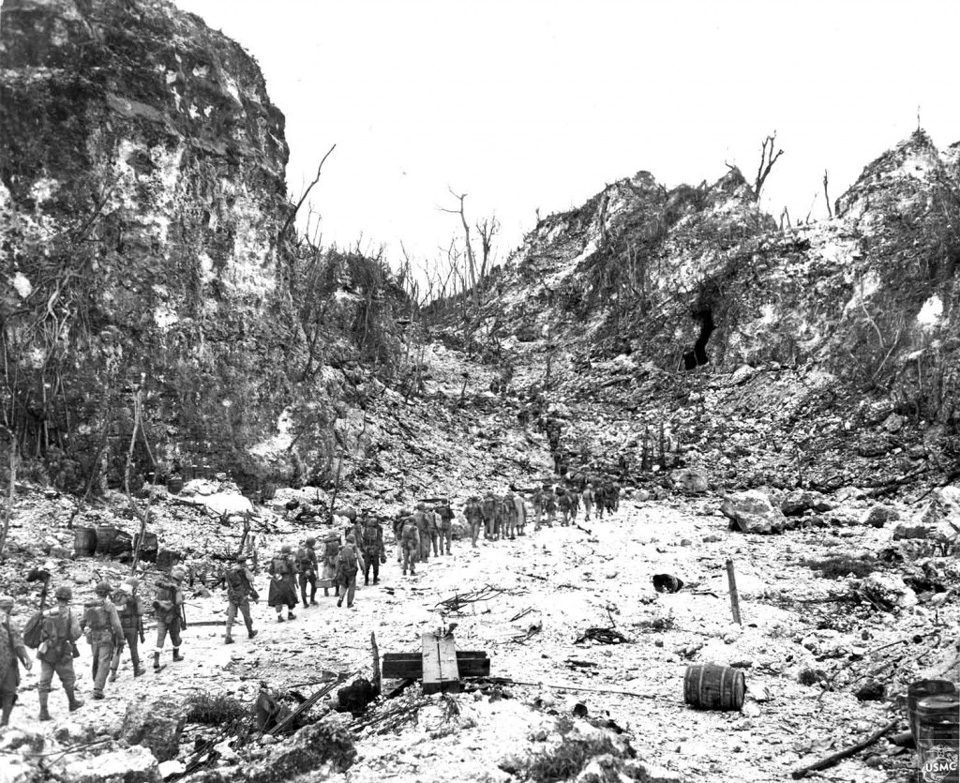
[0,0,298,488]
[491,131,960,430]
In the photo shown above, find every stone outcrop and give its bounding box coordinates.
[121,698,187,762]
[0,0,297,489]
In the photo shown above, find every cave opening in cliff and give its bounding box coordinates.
[682,309,715,371]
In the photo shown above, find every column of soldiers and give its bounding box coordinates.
[0,481,622,723]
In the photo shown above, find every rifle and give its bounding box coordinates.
[138,615,145,644]
[180,602,188,630]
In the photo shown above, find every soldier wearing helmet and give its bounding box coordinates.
[37,585,84,720]
[297,538,319,607]
[110,578,146,681]
[81,581,124,700]
[0,594,32,726]
[267,544,299,622]
[153,566,186,670]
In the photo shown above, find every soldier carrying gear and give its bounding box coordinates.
[582,484,595,521]
[400,515,421,576]
[557,487,571,526]
[81,581,124,700]
[463,496,483,547]
[335,536,364,608]
[154,566,186,670]
[110,578,146,681]
[320,535,340,598]
[0,594,33,727]
[543,485,558,527]
[532,487,544,531]
[436,502,455,555]
[361,516,385,586]
[503,491,519,539]
[36,586,84,720]
[268,544,299,622]
[224,555,259,644]
[513,492,527,536]
[480,492,498,540]
[297,538,319,607]
[427,506,441,557]
[414,504,432,563]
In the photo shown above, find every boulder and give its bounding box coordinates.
[860,573,918,611]
[59,746,159,783]
[243,716,356,782]
[720,491,786,534]
[861,505,900,528]
[121,698,186,762]
[0,756,42,783]
[673,469,709,495]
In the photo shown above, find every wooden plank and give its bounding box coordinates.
[437,634,461,693]
[422,632,443,695]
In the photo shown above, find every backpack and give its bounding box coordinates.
[362,523,379,546]
[226,567,246,592]
[271,556,289,576]
[401,522,417,544]
[156,581,177,604]
[84,601,110,631]
[340,545,358,574]
[297,547,312,569]
[481,497,496,517]
[22,611,43,649]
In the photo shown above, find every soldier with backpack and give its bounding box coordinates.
[109,578,146,681]
[35,585,84,720]
[335,535,363,608]
[543,485,558,527]
[532,487,544,531]
[320,534,341,598]
[435,502,455,555]
[297,538,319,607]
[481,492,497,540]
[268,544,299,622]
[154,566,187,670]
[0,594,32,727]
[426,506,441,557]
[463,496,482,547]
[400,515,420,575]
[360,516,385,585]
[414,503,432,563]
[557,488,571,526]
[81,580,124,700]
[514,492,527,536]
[503,491,518,540]
[582,484,595,521]
[224,555,259,644]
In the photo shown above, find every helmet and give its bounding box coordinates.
[170,566,187,581]
[116,582,132,594]
[55,586,73,602]
[280,544,292,554]
[124,577,140,590]
[416,502,425,510]
[345,535,355,544]
[305,537,316,546]
[95,581,112,595]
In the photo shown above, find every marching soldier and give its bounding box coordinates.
[81,580,124,700]
[110,578,146,681]
[360,515,386,585]
[37,586,84,719]
[399,515,420,576]
[464,496,483,547]
[0,594,32,726]
[154,566,186,669]
[297,538,319,607]
[268,544,299,622]
[224,555,259,643]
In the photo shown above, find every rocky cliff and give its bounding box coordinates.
[451,131,960,493]
[0,0,306,489]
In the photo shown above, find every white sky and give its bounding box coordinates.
[174,0,960,271]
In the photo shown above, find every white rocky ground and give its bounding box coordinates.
[3,473,958,782]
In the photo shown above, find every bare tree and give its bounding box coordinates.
[754,133,784,200]
[440,189,479,303]
[823,170,833,219]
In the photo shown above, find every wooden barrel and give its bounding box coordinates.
[134,532,159,562]
[156,549,181,571]
[907,680,957,740]
[73,526,97,557]
[111,529,133,557]
[916,694,959,782]
[684,664,745,711]
[94,525,119,556]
